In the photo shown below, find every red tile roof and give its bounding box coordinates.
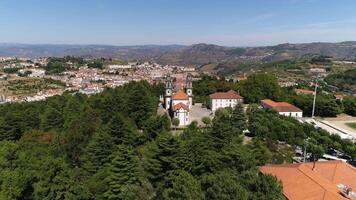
[261,99,302,112]
[260,160,356,200]
[209,90,243,99]
[172,90,189,100]
[172,102,189,111]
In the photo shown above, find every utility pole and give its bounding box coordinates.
[311,78,318,118]
[303,144,307,162]
[303,137,310,162]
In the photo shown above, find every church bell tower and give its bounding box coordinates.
[185,73,193,108]
[165,75,173,109]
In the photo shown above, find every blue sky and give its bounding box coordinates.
[1,0,356,46]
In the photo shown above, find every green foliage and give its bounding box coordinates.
[201,170,248,200]
[202,116,212,126]
[325,68,356,93]
[292,93,342,117]
[3,67,20,74]
[87,59,104,69]
[44,60,69,74]
[343,96,356,116]
[171,118,180,127]
[193,75,238,104]
[104,145,145,200]
[239,73,282,103]
[230,103,247,133]
[247,107,356,159]
[0,80,289,199]
[81,129,115,173]
[240,172,285,200]
[41,107,64,131]
[159,170,203,200]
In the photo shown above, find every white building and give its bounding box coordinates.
[172,101,190,126]
[164,74,193,126]
[261,99,303,118]
[209,90,243,112]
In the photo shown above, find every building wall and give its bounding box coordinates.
[279,112,303,118]
[209,98,242,112]
[165,97,171,109]
[174,109,189,126]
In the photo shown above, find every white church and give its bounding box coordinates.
[164,74,193,126]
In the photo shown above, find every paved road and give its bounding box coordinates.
[301,118,355,141]
[190,103,212,126]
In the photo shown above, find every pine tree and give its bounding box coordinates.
[81,129,116,173]
[230,104,247,134]
[104,145,143,200]
[201,170,248,200]
[108,114,138,145]
[160,170,204,200]
[127,83,156,128]
[155,132,181,174]
[41,107,64,131]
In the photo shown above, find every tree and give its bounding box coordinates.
[87,60,103,69]
[159,170,203,200]
[230,104,247,133]
[81,129,116,173]
[0,113,25,141]
[309,143,325,163]
[41,107,64,131]
[143,114,170,140]
[171,118,180,130]
[64,108,101,164]
[243,173,285,200]
[201,170,248,200]
[202,116,211,127]
[107,114,138,145]
[104,145,144,200]
[127,82,157,128]
[239,73,282,103]
[343,96,356,116]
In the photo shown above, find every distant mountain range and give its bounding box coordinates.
[2,42,356,65]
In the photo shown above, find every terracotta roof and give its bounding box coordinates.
[261,99,302,112]
[260,160,356,200]
[172,90,189,100]
[172,102,189,111]
[295,88,315,95]
[209,90,243,99]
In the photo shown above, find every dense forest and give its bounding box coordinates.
[0,76,355,199]
[0,80,286,199]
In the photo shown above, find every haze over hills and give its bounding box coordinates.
[2,42,356,65]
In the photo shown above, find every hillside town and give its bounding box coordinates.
[0,56,197,103]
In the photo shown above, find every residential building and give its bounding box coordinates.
[260,160,356,200]
[209,90,243,112]
[261,99,303,118]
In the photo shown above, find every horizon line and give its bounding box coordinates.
[0,40,355,48]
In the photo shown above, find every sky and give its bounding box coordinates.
[1,0,356,46]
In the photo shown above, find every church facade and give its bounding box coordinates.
[164,74,193,126]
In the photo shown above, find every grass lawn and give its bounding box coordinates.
[346,122,356,130]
